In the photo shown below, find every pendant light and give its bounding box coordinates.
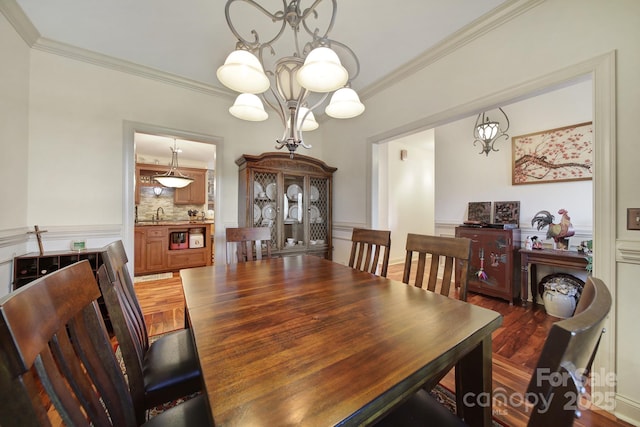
[153,140,194,188]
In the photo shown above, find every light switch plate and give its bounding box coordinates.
[627,208,640,230]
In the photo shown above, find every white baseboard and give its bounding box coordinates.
[614,394,640,426]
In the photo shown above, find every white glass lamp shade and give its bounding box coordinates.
[216,50,270,94]
[153,175,193,188]
[296,47,348,93]
[229,94,268,121]
[477,122,499,142]
[325,87,365,119]
[298,107,319,131]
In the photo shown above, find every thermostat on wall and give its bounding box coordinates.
[71,240,86,251]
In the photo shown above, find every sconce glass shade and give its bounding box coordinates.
[325,87,365,119]
[473,108,510,156]
[229,93,268,121]
[477,121,500,142]
[216,50,270,94]
[296,47,348,93]
[153,186,163,196]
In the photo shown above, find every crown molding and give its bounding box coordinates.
[358,0,545,100]
[0,0,39,46]
[32,37,233,98]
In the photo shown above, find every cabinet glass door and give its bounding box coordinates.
[309,177,328,248]
[253,171,278,248]
[283,174,305,250]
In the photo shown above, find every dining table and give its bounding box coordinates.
[180,255,502,426]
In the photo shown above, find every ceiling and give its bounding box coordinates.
[11,0,509,161]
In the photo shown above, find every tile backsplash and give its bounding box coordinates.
[137,187,205,221]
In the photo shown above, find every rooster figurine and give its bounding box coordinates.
[531,209,575,249]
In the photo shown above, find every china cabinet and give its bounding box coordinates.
[455,226,521,304]
[236,152,336,259]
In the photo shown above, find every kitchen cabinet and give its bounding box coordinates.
[236,152,336,259]
[455,226,521,304]
[174,169,206,205]
[134,223,212,275]
[135,163,206,205]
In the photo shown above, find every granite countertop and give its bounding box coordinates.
[135,220,214,227]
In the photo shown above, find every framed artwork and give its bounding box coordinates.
[467,202,491,223]
[512,122,592,185]
[493,201,520,224]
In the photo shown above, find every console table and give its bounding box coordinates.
[520,248,590,306]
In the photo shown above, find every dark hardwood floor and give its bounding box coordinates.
[133,262,631,427]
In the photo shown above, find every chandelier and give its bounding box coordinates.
[216,0,365,158]
[153,140,194,188]
[473,108,510,156]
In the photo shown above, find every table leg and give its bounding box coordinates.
[530,264,538,306]
[455,336,493,427]
[520,259,529,306]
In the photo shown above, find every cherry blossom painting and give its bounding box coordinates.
[511,122,592,185]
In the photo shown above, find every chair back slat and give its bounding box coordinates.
[101,241,149,350]
[0,261,136,427]
[403,233,472,301]
[348,228,391,277]
[527,276,612,427]
[226,227,272,263]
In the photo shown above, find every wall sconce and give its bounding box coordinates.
[473,107,510,156]
[400,149,408,161]
[153,186,163,197]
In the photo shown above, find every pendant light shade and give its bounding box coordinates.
[296,47,348,93]
[229,93,268,121]
[297,107,319,131]
[216,50,270,94]
[325,87,365,119]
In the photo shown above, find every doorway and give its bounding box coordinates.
[123,121,224,270]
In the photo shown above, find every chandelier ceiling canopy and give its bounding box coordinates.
[216,0,365,158]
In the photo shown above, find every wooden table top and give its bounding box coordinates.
[181,255,502,426]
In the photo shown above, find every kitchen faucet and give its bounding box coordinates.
[156,207,164,221]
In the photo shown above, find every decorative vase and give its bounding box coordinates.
[539,273,583,319]
[542,290,577,318]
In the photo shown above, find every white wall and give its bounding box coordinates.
[0,12,30,294]
[384,131,435,264]
[436,79,593,238]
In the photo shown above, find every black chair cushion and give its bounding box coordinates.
[375,389,468,427]
[144,394,212,427]
[144,329,202,406]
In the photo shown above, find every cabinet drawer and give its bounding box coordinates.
[146,228,167,238]
[167,250,208,269]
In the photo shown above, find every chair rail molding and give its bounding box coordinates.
[616,240,640,264]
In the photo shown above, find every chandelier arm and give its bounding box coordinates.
[300,0,336,40]
[225,0,288,49]
[326,38,361,83]
[498,107,510,133]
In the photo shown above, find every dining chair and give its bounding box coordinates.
[98,240,202,424]
[402,233,472,301]
[0,261,212,427]
[375,275,612,427]
[225,226,272,263]
[348,228,391,277]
